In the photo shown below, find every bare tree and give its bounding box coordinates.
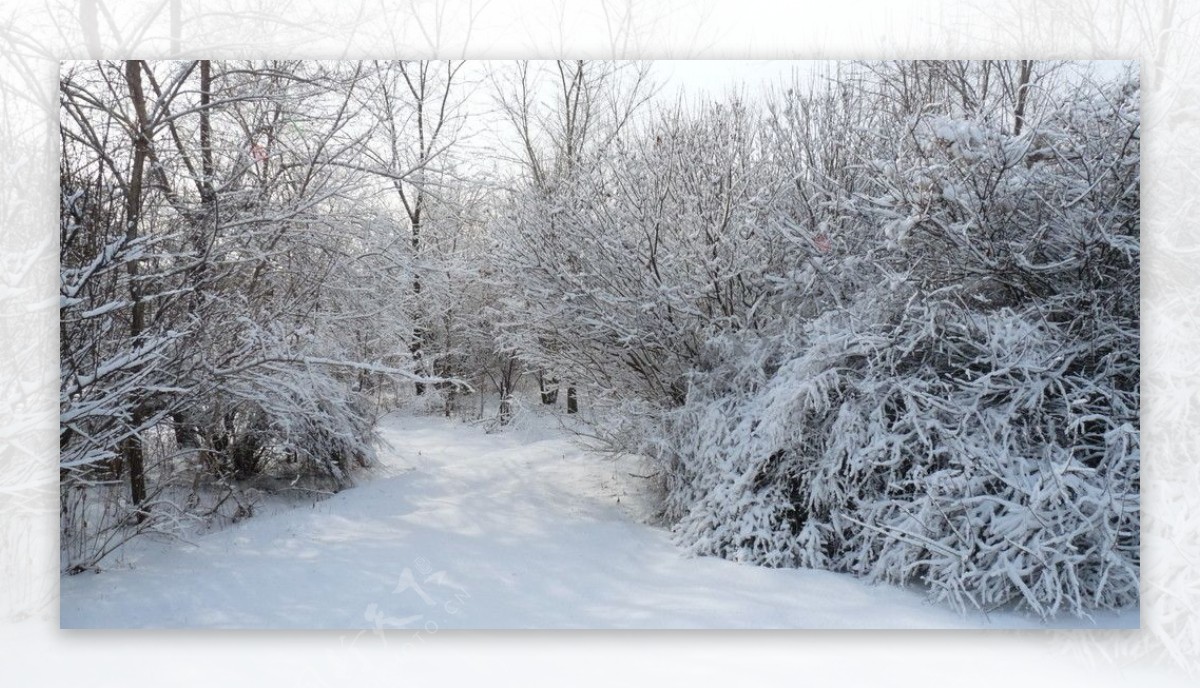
[59,60,431,570]
[491,59,655,413]
[366,60,467,396]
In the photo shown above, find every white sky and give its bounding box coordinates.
[652,59,1134,101]
[652,59,827,102]
[419,59,1137,192]
[451,60,830,178]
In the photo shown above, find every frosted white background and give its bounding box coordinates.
[1,0,1195,685]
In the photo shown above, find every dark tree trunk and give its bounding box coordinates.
[498,384,513,425]
[198,60,214,201]
[566,385,578,414]
[538,370,559,405]
[1013,60,1033,136]
[411,335,425,396]
[231,414,265,481]
[172,411,201,449]
[123,60,152,520]
[121,412,148,516]
[231,437,260,481]
[411,213,425,396]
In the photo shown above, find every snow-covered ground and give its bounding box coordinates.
[60,412,1137,629]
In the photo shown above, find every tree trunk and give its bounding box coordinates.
[566,385,578,414]
[123,60,151,520]
[171,411,201,449]
[120,415,147,517]
[199,60,214,201]
[1013,60,1033,136]
[411,213,425,396]
[498,383,513,425]
[538,370,559,404]
[411,337,425,395]
[479,377,486,420]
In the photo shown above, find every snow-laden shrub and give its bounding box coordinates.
[666,290,1138,616]
[661,68,1139,617]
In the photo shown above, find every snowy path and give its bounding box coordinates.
[60,413,1136,629]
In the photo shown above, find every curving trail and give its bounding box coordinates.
[60,413,1136,629]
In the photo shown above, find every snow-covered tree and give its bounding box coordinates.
[490,60,656,416]
[59,60,432,570]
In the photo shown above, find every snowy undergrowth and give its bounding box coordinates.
[664,297,1138,618]
[60,438,383,575]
